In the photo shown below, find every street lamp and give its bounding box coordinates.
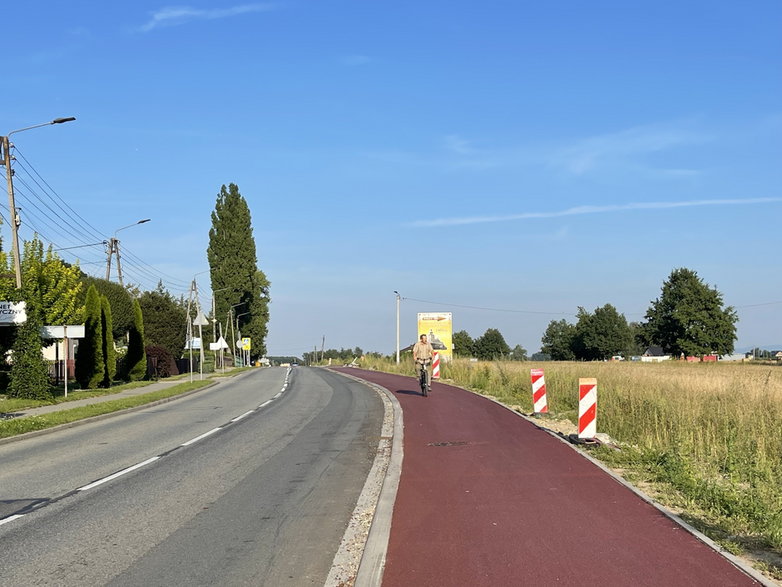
[2,117,76,288]
[394,291,401,364]
[106,218,151,286]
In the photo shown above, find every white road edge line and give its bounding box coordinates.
[325,372,403,587]
[259,399,273,408]
[231,410,255,422]
[0,514,25,527]
[181,427,222,447]
[77,456,161,491]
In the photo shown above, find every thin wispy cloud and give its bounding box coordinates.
[139,4,275,32]
[444,134,476,155]
[553,123,709,175]
[369,122,711,176]
[411,197,782,227]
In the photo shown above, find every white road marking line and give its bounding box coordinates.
[0,514,25,526]
[77,456,161,491]
[181,427,221,447]
[273,392,282,399]
[259,399,273,408]
[231,410,254,422]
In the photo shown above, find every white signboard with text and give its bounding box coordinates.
[0,301,27,324]
[40,325,85,339]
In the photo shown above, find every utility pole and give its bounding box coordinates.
[321,335,325,363]
[186,280,194,382]
[2,135,22,288]
[191,280,208,380]
[107,219,151,286]
[394,291,401,364]
[212,295,218,369]
[104,238,125,286]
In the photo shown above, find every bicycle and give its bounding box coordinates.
[417,359,431,397]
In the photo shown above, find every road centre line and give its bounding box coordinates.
[0,514,25,527]
[181,427,222,447]
[77,456,161,491]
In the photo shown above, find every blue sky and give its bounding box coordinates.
[3,1,781,357]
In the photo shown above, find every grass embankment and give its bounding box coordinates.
[0,379,213,439]
[361,356,782,577]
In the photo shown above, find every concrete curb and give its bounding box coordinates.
[325,369,404,587]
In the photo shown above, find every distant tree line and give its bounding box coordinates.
[749,348,780,360]
[302,347,386,364]
[539,268,737,361]
[452,328,527,361]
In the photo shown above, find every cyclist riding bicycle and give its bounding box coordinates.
[413,333,434,392]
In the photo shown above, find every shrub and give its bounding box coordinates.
[145,345,178,378]
[8,316,52,400]
[124,299,146,381]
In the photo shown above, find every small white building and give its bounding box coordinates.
[641,346,670,363]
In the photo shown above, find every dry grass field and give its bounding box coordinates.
[360,356,782,579]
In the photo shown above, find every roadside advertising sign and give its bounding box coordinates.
[0,301,27,324]
[417,312,453,361]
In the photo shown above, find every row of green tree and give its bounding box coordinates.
[540,268,737,361]
[452,328,528,361]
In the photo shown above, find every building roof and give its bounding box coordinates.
[643,345,667,357]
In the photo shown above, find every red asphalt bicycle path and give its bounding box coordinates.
[335,368,765,587]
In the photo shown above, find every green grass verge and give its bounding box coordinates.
[0,380,212,440]
[0,380,161,413]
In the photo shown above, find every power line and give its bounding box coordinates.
[735,301,782,309]
[13,148,105,241]
[5,146,194,292]
[402,296,574,316]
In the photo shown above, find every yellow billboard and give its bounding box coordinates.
[417,312,453,361]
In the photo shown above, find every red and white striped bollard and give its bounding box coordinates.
[432,352,440,380]
[530,368,548,413]
[578,378,597,439]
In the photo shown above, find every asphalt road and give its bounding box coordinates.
[0,367,383,586]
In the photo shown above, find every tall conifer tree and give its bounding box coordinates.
[75,285,104,389]
[207,183,270,358]
[125,298,147,381]
[100,295,116,387]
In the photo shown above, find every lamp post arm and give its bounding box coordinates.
[7,117,76,137]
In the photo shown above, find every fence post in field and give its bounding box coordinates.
[531,368,548,414]
[578,378,598,439]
